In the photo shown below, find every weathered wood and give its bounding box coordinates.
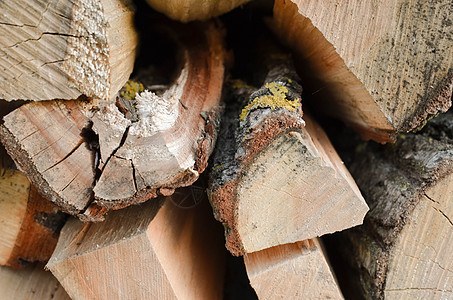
[0,264,70,299]
[244,239,344,299]
[0,146,67,268]
[272,0,452,142]
[330,111,453,299]
[1,20,226,220]
[208,65,368,255]
[0,0,137,101]
[46,193,226,299]
[144,0,251,22]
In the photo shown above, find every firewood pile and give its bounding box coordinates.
[0,0,451,299]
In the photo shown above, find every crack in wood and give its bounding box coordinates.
[42,138,83,173]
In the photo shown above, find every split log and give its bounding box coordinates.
[144,0,251,22]
[208,65,368,255]
[0,0,137,101]
[1,20,226,220]
[0,264,69,300]
[0,146,67,268]
[330,110,453,299]
[46,191,226,299]
[244,239,343,299]
[272,0,453,142]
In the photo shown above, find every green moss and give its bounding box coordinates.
[120,80,144,100]
[239,82,300,122]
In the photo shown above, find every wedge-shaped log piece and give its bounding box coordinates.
[145,0,251,22]
[245,239,343,299]
[1,21,225,220]
[273,0,452,142]
[0,147,67,268]
[0,264,69,299]
[0,0,137,101]
[46,194,226,299]
[331,111,453,299]
[208,65,368,255]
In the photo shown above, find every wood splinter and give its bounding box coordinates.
[208,64,369,255]
[0,20,226,220]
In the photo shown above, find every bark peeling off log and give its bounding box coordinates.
[332,111,453,299]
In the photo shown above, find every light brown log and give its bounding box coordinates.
[1,20,226,220]
[144,0,251,22]
[208,66,368,255]
[0,0,137,101]
[0,264,70,300]
[46,193,226,299]
[0,147,67,268]
[272,0,452,142]
[245,239,343,299]
[331,111,453,299]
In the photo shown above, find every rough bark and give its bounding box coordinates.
[0,0,138,101]
[330,110,453,299]
[46,193,226,300]
[272,0,452,142]
[208,63,368,255]
[244,239,344,299]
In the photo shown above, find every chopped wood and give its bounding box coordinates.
[0,264,69,299]
[0,20,226,220]
[272,0,452,142]
[245,239,343,299]
[0,0,138,101]
[330,111,453,299]
[46,194,226,299]
[208,65,368,255]
[144,0,251,22]
[0,146,67,268]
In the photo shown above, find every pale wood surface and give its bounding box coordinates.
[333,111,453,299]
[245,239,343,299]
[384,173,453,299]
[0,0,137,101]
[47,196,225,299]
[0,147,66,268]
[144,0,250,22]
[209,65,368,255]
[0,264,70,300]
[273,0,452,142]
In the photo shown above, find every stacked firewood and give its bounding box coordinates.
[0,0,451,299]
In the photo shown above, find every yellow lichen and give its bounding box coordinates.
[231,79,254,90]
[239,82,300,122]
[120,80,144,100]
